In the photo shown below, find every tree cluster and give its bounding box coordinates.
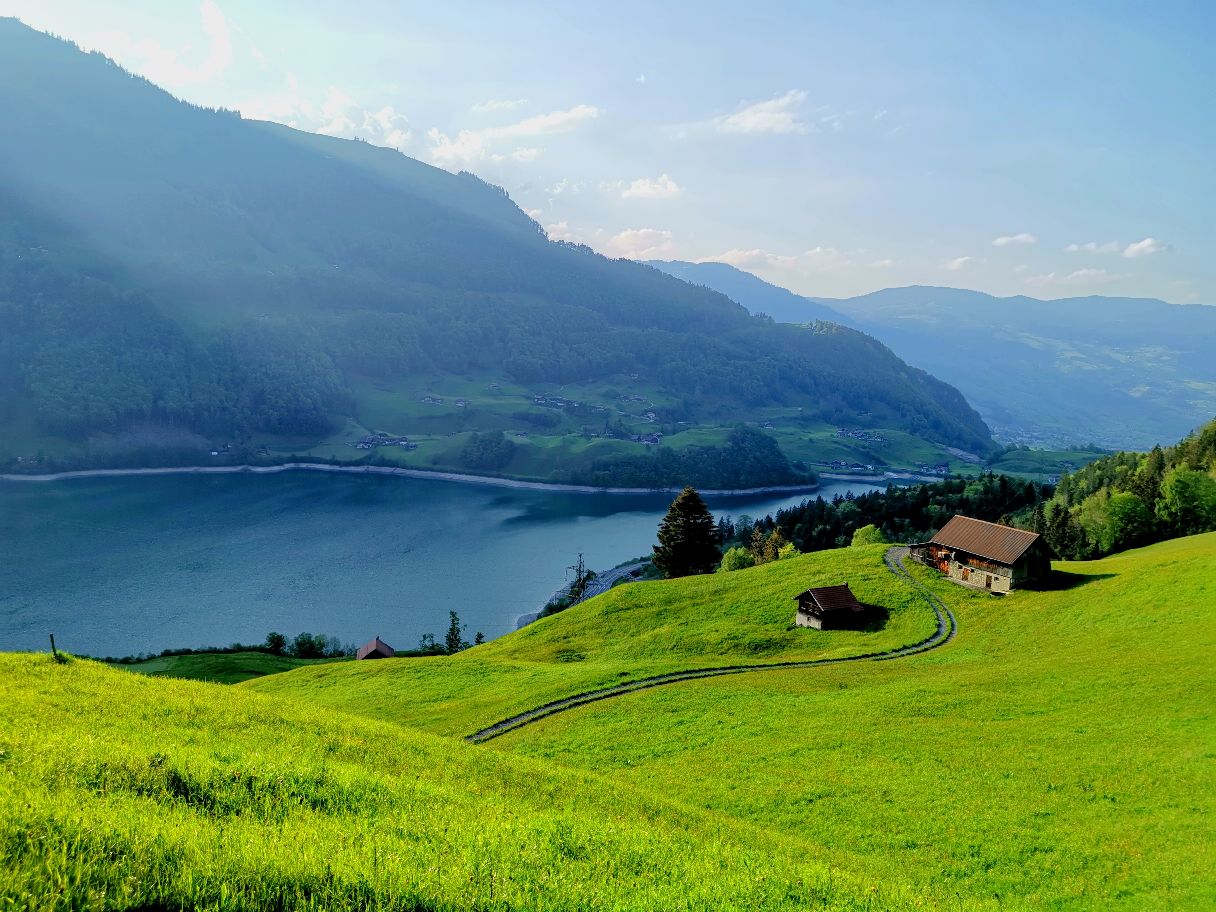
[725,473,1052,555]
[577,426,812,490]
[1034,418,1216,559]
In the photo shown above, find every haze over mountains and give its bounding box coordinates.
[0,20,995,477]
[650,261,1216,450]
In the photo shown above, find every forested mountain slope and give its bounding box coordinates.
[0,20,993,479]
[649,261,1216,450]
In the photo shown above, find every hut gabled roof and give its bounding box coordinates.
[356,636,395,660]
[793,583,865,616]
[929,515,1041,565]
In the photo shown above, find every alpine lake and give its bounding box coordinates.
[0,471,882,657]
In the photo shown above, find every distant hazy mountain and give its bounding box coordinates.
[0,20,994,475]
[645,260,858,328]
[650,262,1215,450]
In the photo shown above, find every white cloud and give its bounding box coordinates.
[84,0,233,87]
[1064,240,1119,254]
[1024,268,1120,288]
[239,76,412,150]
[546,221,580,242]
[426,104,600,167]
[471,98,528,113]
[993,233,1037,247]
[701,246,850,273]
[869,258,895,268]
[636,74,647,84]
[1122,237,1167,259]
[943,256,977,271]
[315,87,411,148]
[873,108,889,121]
[715,89,809,135]
[426,128,487,165]
[605,228,675,259]
[621,173,682,200]
[547,177,584,197]
[497,104,600,137]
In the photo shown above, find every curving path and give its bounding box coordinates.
[466,546,956,744]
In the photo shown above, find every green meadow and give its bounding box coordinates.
[0,653,920,912]
[3,535,1212,909]
[111,650,345,684]
[497,534,1216,910]
[246,544,937,736]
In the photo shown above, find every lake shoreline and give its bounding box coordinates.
[0,462,829,497]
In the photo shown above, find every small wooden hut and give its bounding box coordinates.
[793,584,870,630]
[356,636,396,660]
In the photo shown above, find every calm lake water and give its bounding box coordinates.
[0,473,881,657]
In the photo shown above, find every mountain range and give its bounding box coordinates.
[649,261,1216,450]
[0,19,994,481]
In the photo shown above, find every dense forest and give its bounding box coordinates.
[572,426,811,489]
[728,418,1216,561]
[1031,418,1216,559]
[729,473,1052,553]
[0,20,994,476]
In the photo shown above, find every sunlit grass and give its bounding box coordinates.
[498,534,1216,910]
[246,544,936,736]
[0,653,924,911]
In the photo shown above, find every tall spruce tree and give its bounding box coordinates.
[652,486,720,578]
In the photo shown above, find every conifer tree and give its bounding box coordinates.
[652,486,720,578]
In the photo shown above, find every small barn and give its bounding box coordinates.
[356,636,395,660]
[910,515,1052,592]
[793,584,870,630]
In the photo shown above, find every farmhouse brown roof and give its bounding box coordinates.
[930,515,1041,565]
[793,584,865,616]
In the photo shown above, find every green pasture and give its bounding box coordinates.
[497,534,1216,911]
[111,651,345,685]
[246,544,936,737]
[0,653,922,912]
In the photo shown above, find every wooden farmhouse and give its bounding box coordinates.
[910,515,1052,592]
[356,636,395,660]
[793,584,871,630]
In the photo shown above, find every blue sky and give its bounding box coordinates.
[3,1,1212,301]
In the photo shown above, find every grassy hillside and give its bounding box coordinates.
[496,534,1216,910]
[112,650,345,684]
[4,538,1211,909]
[0,653,928,911]
[245,544,938,736]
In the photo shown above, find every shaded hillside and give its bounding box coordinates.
[650,261,1216,450]
[0,20,993,478]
